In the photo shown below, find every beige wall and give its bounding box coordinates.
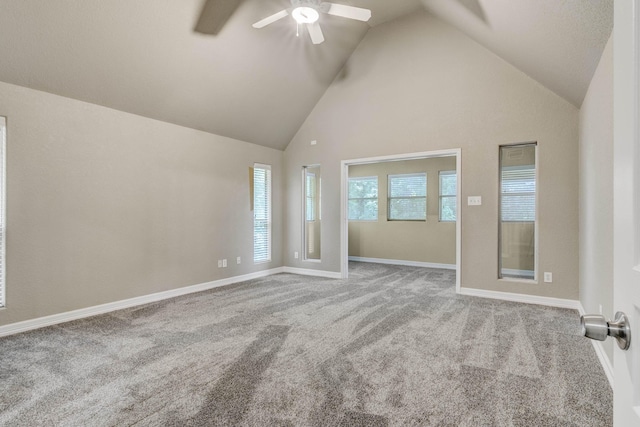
[0,81,283,326]
[284,11,580,299]
[348,157,456,265]
[579,36,614,362]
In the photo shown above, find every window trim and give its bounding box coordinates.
[253,163,272,264]
[387,173,427,221]
[439,170,457,222]
[348,176,378,221]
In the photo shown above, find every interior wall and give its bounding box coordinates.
[284,11,580,299]
[579,35,614,362]
[348,157,456,265]
[0,81,283,326]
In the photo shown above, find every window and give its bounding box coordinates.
[499,143,537,280]
[348,176,378,221]
[388,173,427,220]
[305,171,317,221]
[439,171,457,221]
[253,164,271,263]
[500,166,536,221]
[303,165,321,261]
[0,117,4,307]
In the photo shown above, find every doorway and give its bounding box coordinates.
[340,149,461,293]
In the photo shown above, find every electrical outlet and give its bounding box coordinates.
[599,304,603,314]
[543,272,552,283]
[217,260,222,268]
[237,257,241,265]
[294,251,299,259]
[222,259,227,268]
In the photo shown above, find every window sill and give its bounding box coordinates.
[498,277,538,285]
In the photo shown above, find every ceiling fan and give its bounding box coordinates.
[253,0,372,45]
[194,0,371,44]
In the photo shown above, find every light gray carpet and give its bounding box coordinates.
[0,262,612,426]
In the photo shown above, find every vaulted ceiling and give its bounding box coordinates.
[0,0,612,150]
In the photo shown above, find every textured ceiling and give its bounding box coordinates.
[421,0,613,107]
[0,0,613,150]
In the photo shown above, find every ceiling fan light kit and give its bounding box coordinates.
[253,0,371,45]
[291,7,320,24]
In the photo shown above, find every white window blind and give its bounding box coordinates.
[388,173,426,220]
[305,172,316,221]
[253,164,271,263]
[501,166,536,221]
[348,176,378,221]
[439,170,457,222]
[0,118,5,307]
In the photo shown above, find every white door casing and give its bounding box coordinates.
[613,1,640,424]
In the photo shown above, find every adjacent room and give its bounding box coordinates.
[347,156,457,271]
[0,0,624,425]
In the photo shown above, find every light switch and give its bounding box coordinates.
[468,196,482,206]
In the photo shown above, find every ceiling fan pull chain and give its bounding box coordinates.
[296,22,300,37]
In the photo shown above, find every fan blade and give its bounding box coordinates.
[195,0,244,35]
[323,3,371,22]
[307,22,325,44]
[253,10,289,28]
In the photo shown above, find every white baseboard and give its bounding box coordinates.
[459,287,613,388]
[348,256,456,270]
[458,287,582,310]
[576,303,614,388]
[282,267,342,279]
[0,267,285,338]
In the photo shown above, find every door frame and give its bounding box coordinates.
[339,148,462,294]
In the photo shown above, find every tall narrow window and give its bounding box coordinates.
[305,171,316,221]
[499,143,537,280]
[388,173,427,220]
[439,170,457,222]
[0,118,5,307]
[348,176,378,221]
[303,165,321,260]
[253,164,271,263]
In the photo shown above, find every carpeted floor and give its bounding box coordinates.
[0,262,612,426]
